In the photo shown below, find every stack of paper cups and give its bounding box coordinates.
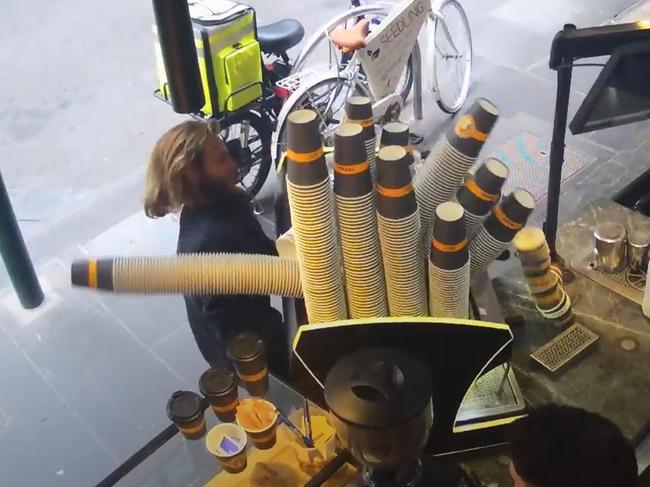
[380,122,422,178]
[513,227,574,326]
[285,109,348,323]
[415,98,499,250]
[429,202,470,319]
[455,158,509,239]
[345,97,377,178]
[275,227,297,260]
[376,146,428,316]
[470,189,535,274]
[334,123,388,318]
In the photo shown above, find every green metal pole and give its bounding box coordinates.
[0,171,44,309]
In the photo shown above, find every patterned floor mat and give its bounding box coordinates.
[489,131,597,201]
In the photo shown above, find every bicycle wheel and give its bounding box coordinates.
[432,0,472,114]
[220,111,272,197]
[276,76,368,162]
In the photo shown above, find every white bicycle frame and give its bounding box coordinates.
[291,0,462,114]
[271,0,463,164]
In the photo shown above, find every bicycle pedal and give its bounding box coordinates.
[409,133,424,145]
[252,200,265,216]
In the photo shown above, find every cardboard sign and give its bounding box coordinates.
[358,0,429,98]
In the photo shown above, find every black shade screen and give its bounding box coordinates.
[570,40,650,134]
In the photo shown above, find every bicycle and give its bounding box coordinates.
[155,16,306,197]
[271,0,472,164]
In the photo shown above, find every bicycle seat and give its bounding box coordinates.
[330,19,369,51]
[258,19,305,54]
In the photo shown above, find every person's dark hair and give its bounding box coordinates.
[510,404,637,487]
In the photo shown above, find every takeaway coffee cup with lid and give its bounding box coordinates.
[166,390,206,440]
[227,333,269,397]
[199,367,239,422]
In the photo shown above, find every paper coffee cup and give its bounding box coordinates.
[457,158,507,216]
[345,96,375,143]
[227,333,269,397]
[334,123,373,198]
[166,390,206,440]
[431,201,469,270]
[206,423,248,473]
[484,189,535,243]
[447,98,499,158]
[376,146,417,219]
[345,96,376,171]
[286,109,329,186]
[236,398,279,450]
[380,121,409,147]
[199,367,239,423]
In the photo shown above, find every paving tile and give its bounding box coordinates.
[80,210,178,257]
[0,278,95,350]
[490,0,589,35]
[96,293,188,347]
[528,55,609,98]
[21,302,182,464]
[470,57,557,120]
[584,120,650,153]
[470,17,549,71]
[554,139,650,225]
[0,325,116,487]
[152,325,210,388]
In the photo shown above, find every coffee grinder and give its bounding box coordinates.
[324,348,472,487]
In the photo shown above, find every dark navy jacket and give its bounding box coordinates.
[177,192,288,374]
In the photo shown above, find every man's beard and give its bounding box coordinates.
[198,174,249,202]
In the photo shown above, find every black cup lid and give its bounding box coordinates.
[324,348,432,429]
[199,367,236,396]
[166,390,204,422]
[227,332,265,361]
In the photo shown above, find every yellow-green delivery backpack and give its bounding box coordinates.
[155,0,263,115]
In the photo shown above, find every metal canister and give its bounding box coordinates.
[593,222,627,273]
[627,230,650,273]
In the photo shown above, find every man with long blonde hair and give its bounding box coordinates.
[145,120,289,376]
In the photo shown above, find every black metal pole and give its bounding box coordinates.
[544,61,574,258]
[0,171,44,309]
[152,0,205,114]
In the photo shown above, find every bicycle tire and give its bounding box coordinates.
[399,54,414,104]
[274,76,369,164]
[432,0,472,114]
[220,110,272,197]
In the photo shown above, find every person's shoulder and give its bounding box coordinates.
[178,205,243,253]
[178,207,219,250]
